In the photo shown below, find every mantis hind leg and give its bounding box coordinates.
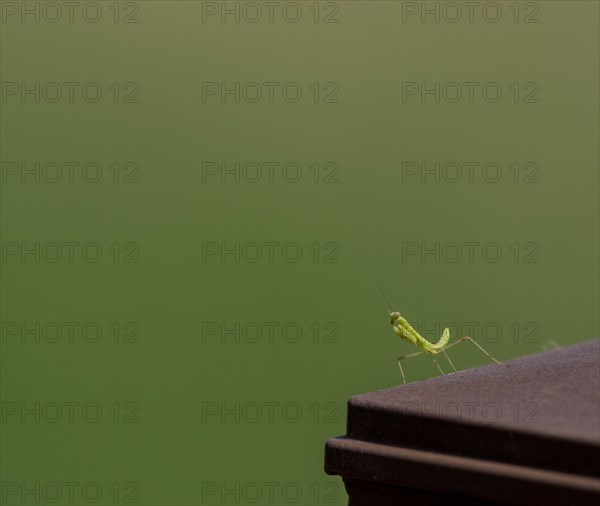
[444,336,505,366]
[398,337,504,385]
[441,348,460,375]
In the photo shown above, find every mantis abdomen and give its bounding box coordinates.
[392,314,450,354]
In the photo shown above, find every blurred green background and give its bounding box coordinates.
[1,1,598,504]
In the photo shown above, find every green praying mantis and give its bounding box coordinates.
[376,287,506,384]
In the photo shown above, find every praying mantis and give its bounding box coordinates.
[377,287,505,384]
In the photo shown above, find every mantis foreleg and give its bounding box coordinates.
[397,351,424,385]
[430,356,445,376]
[397,351,447,385]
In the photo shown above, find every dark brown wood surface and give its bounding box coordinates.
[325,339,600,505]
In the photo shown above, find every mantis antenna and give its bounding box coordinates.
[376,284,392,314]
[352,283,389,316]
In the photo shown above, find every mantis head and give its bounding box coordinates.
[390,312,401,325]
